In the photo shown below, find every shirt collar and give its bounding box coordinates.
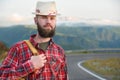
[29,34,54,48]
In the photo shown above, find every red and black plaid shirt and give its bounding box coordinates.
[0,34,67,80]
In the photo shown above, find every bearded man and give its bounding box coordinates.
[0,1,68,80]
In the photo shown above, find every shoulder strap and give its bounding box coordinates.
[18,40,39,80]
[24,40,39,56]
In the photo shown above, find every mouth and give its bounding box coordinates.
[44,24,52,29]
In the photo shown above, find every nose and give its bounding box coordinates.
[46,18,51,23]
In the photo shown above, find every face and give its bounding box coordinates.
[34,15,56,38]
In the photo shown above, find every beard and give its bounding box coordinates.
[37,23,55,38]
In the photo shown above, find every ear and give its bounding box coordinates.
[34,16,38,24]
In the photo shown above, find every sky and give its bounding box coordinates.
[0,0,120,26]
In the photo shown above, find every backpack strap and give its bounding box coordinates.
[18,40,39,80]
[24,40,39,56]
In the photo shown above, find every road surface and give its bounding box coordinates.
[66,53,120,80]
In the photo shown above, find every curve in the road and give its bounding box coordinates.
[77,61,106,80]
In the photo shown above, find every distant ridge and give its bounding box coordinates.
[0,23,120,50]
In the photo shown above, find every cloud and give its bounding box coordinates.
[58,16,120,26]
[86,18,120,26]
[8,13,25,23]
[0,13,33,26]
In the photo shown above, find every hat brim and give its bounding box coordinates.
[32,12,60,16]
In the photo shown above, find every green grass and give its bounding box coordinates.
[82,58,120,80]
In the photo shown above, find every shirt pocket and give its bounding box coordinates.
[50,56,64,76]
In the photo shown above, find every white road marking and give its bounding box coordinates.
[77,61,107,80]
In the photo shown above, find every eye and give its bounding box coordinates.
[50,16,56,20]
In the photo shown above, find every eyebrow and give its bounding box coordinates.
[36,15,56,17]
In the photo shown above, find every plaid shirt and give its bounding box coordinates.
[0,34,67,80]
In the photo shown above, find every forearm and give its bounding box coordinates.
[0,60,34,79]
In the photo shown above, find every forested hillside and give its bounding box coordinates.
[0,24,120,50]
[0,41,8,55]
[0,41,8,61]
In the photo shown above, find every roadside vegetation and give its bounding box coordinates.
[0,41,8,62]
[82,58,120,80]
[65,49,120,54]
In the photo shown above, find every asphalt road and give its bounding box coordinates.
[66,53,120,80]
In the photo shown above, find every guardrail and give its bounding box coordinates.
[65,48,120,53]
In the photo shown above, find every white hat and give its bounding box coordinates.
[33,1,58,16]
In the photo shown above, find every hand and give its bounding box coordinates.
[30,54,47,69]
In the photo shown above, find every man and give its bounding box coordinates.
[0,1,68,80]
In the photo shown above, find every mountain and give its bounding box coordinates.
[0,23,120,50]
